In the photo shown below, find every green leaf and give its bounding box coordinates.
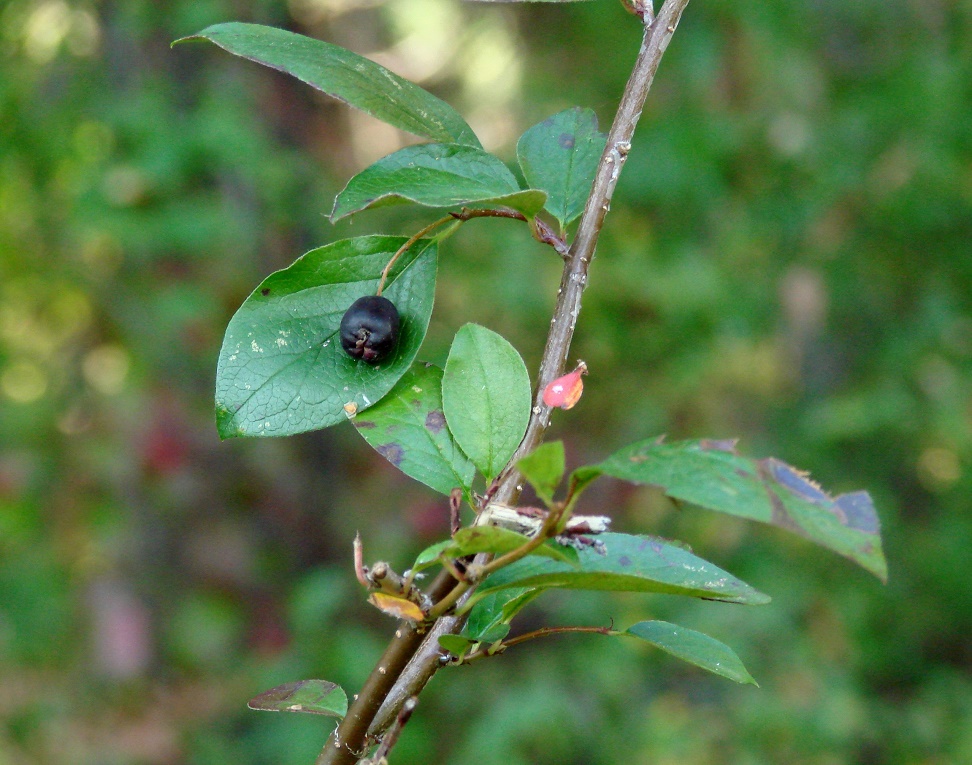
[176,23,479,147]
[464,587,541,641]
[412,540,454,572]
[473,532,771,605]
[215,236,436,438]
[475,623,511,644]
[442,324,532,480]
[516,107,606,229]
[247,680,348,717]
[412,527,578,571]
[592,438,887,581]
[331,143,547,221]
[625,621,757,686]
[517,441,566,506]
[353,362,475,497]
[438,634,476,658]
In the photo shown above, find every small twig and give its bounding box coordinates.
[363,697,418,764]
[316,575,457,765]
[377,208,567,297]
[532,218,570,259]
[490,0,691,509]
[462,624,617,663]
[449,489,463,536]
[450,207,525,223]
[452,207,569,255]
[354,534,370,589]
[376,216,453,296]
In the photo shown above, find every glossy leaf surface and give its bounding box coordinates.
[216,236,436,438]
[331,143,546,221]
[590,438,887,581]
[517,107,606,228]
[625,620,757,685]
[474,532,770,605]
[177,23,479,147]
[442,324,532,480]
[353,362,475,497]
[248,680,348,717]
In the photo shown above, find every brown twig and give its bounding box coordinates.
[365,697,417,764]
[318,3,692,761]
[376,216,452,296]
[462,624,617,663]
[376,207,568,297]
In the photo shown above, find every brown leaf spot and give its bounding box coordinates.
[354,420,376,429]
[618,555,632,567]
[558,132,576,149]
[767,489,802,533]
[261,288,271,296]
[425,410,446,434]
[377,443,405,466]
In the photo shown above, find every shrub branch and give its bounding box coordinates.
[316,3,691,762]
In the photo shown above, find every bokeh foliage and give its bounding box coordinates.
[1,0,970,763]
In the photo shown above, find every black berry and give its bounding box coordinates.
[339,295,401,364]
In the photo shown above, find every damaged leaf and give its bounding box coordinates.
[353,362,476,498]
[586,438,887,581]
[248,679,348,717]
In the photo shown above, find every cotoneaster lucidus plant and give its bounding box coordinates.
[175,3,887,764]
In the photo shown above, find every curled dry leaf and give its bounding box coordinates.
[369,592,426,622]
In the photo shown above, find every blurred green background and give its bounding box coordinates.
[2,0,970,763]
